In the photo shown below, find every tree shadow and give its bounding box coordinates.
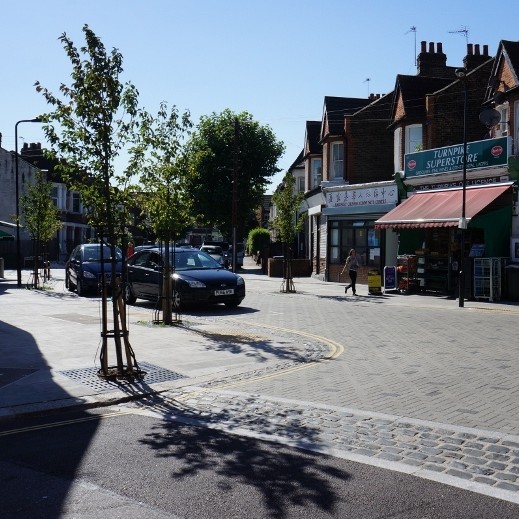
[136,392,351,518]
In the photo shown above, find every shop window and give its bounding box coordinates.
[330,221,381,268]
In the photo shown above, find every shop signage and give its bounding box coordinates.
[414,175,510,191]
[326,185,398,208]
[405,137,509,178]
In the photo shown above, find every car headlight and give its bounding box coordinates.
[236,276,244,286]
[83,271,96,279]
[186,280,206,288]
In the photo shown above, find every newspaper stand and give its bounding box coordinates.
[397,255,419,292]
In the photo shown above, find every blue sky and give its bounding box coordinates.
[2,1,518,192]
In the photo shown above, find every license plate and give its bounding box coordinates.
[215,289,234,296]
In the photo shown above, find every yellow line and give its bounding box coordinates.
[0,410,134,437]
[174,319,345,395]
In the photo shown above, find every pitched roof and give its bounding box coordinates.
[486,40,519,102]
[321,96,371,139]
[391,75,454,124]
[304,121,321,156]
[288,149,304,171]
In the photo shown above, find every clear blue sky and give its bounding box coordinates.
[1,1,518,192]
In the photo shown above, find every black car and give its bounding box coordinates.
[65,243,123,296]
[124,247,245,309]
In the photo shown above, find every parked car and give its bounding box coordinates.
[65,243,123,296]
[200,245,228,268]
[123,247,245,309]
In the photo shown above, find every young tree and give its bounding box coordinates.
[35,25,142,379]
[271,171,305,293]
[20,171,62,289]
[185,109,285,240]
[129,102,193,324]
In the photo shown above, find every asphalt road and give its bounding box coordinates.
[2,259,519,516]
[2,407,519,518]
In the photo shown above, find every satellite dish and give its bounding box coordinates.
[479,108,501,128]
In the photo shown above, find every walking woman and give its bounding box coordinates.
[341,249,359,295]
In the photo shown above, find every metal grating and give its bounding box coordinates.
[59,362,187,392]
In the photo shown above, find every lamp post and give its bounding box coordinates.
[455,68,468,308]
[15,118,42,287]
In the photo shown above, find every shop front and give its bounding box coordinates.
[375,182,514,297]
[322,182,398,284]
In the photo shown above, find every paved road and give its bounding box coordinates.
[1,258,519,506]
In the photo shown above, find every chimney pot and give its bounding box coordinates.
[437,42,443,53]
[467,43,473,55]
[428,42,434,53]
[475,44,480,55]
[421,40,427,52]
[483,44,488,56]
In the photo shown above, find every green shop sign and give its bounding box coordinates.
[404,137,509,178]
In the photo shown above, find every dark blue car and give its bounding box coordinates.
[65,243,123,296]
[124,246,245,309]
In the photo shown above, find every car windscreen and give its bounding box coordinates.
[170,250,222,270]
[83,246,122,262]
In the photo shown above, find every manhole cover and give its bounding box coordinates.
[59,362,186,392]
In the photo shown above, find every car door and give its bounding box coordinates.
[127,251,152,298]
[141,251,163,299]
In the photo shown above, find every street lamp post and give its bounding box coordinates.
[455,68,468,308]
[15,118,42,287]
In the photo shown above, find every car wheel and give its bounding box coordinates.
[124,283,137,305]
[172,290,182,310]
[225,299,241,308]
[65,273,74,292]
[76,279,86,297]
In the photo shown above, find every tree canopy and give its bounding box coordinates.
[129,101,193,243]
[271,171,305,247]
[35,24,140,235]
[185,109,285,239]
[20,171,62,243]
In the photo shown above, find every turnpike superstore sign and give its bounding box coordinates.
[404,136,509,179]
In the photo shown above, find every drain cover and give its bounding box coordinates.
[59,362,186,392]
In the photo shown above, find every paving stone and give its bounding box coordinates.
[446,469,474,480]
[494,472,517,482]
[487,445,511,454]
[487,461,507,471]
[496,482,519,492]
[423,463,447,473]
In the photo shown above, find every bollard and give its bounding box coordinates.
[0,257,4,278]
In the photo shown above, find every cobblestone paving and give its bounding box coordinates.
[135,387,519,504]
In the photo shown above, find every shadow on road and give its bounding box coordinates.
[136,392,350,518]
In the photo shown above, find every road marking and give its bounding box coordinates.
[172,319,345,396]
[0,409,134,437]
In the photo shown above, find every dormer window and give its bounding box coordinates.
[331,142,344,179]
[405,124,423,154]
[311,158,322,188]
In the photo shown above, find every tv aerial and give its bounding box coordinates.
[405,26,417,66]
[448,26,469,45]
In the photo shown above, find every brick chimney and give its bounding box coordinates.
[417,41,448,76]
[463,43,490,71]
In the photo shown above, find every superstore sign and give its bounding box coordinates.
[404,137,508,178]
